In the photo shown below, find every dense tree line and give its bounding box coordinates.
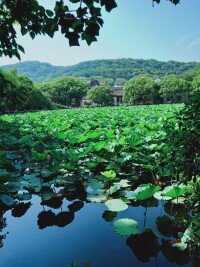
[123,73,200,104]
[37,76,87,107]
[1,67,200,112]
[1,59,200,83]
[0,69,54,113]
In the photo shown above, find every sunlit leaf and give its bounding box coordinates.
[105,199,128,212]
[113,218,139,236]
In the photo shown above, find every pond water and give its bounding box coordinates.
[0,194,192,267]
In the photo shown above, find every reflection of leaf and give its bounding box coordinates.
[55,212,74,227]
[161,239,190,265]
[140,198,159,208]
[41,197,63,209]
[68,201,84,212]
[164,202,190,220]
[126,229,160,262]
[11,202,31,217]
[156,215,175,237]
[37,210,55,229]
[172,228,190,251]
[105,199,128,212]
[102,210,117,222]
[113,218,139,236]
[37,210,74,229]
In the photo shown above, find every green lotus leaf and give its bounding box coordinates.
[133,184,161,200]
[18,135,32,143]
[0,150,6,156]
[6,182,22,193]
[87,194,107,203]
[162,184,187,198]
[0,195,16,207]
[123,190,137,200]
[94,141,106,151]
[86,131,100,139]
[57,132,68,140]
[31,149,49,161]
[17,192,32,201]
[113,218,139,236]
[154,191,171,201]
[105,199,128,212]
[101,170,117,179]
[108,184,121,195]
[108,179,131,195]
[87,179,104,189]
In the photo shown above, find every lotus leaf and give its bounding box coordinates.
[132,184,161,200]
[0,195,16,207]
[87,194,107,203]
[105,199,128,212]
[113,218,139,236]
[108,179,131,195]
[101,170,117,179]
[162,184,187,198]
[154,191,171,201]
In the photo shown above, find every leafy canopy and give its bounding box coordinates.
[159,75,191,98]
[87,85,113,105]
[0,0,117,59]
[38,76,87,106]
[0,0,181,59]
[123,76,155,103]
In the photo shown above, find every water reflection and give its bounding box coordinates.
[37,210,75,229]
[126,229,160,262]
[0,183,192,267]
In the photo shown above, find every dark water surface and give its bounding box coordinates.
[0,195,192,267]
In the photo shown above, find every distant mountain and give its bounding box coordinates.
[1,58,200,83]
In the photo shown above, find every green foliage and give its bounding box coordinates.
[38,76,87,106]
[191,74,200,94]
[0,69,35,112]
[159,75,191,100]
[161,184,187,199]
[125,184,161,200]
[0,0,117,59]
[123,76,155,103]
[2,59,200,83]
[189,214,200,267]
[87,85,113,105]
[166,92,200,182]
[0,69,54,112]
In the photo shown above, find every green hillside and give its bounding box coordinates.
[1,58,200,83]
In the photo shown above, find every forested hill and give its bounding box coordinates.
[1,58,200,83]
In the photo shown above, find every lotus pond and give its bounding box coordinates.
[0,104,194,267]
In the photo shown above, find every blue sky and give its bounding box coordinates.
[1,0,200,66]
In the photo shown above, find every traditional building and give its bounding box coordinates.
[111,85,123,106]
